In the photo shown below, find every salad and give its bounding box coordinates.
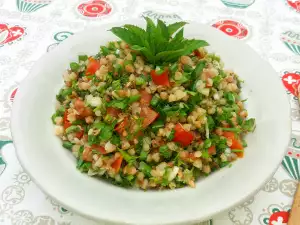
[52,18,255,190]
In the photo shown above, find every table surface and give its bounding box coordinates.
[1,0,300,224]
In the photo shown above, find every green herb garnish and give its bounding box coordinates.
[110,17,209,64]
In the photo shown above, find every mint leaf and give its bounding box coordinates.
[157,19,169,40]
[167,21,187,36]
[109,27,134,45]
[173,28,184,42]
[110,17,209,65]
[123,24,148,47]
[131,45,155,62]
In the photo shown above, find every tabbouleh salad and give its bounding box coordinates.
[52,18,256,190]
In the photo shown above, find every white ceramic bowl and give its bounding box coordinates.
[11,19,290,225]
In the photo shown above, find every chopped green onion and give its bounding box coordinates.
[72,120,85,125]
[151,120,164,133]
[61,88,72,97]
[114,64,122,75]
[242,118,256,132]
[219,127,241,133]
[124,60,133,67]
[231,149,244,153]
[112,80,121,90]
[242,139,248,148]
[169,63,177,74]
[224,92,235,104]
[62,141,73,150]
[150,95,160,107]
[78,55,88,62]
[159,145,172,159]
[136,76,146,86]
[167,129,175,141]
[108,42,116,50]
[65,125,80,134]
[201,150,210,159]
[139,162,152,177]
[100,46,110,56]
[119,149,136,165]
[128,95,141,104]
[204,139,212,148]
[185,90,197,96]
[70,62,80,72]
[111,135,121,145]
[183,64,193,72]
[139,151,148,161]
[220,161,230,168]
[131,52,137,62]
[191,61,206,80]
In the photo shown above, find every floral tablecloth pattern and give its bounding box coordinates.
[0,0,300,224]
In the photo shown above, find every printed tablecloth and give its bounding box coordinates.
[0,0,300,224]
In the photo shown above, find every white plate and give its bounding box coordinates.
[11,19,291,225]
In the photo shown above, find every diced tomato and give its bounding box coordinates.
[222,131,244,157]
[82,147,93,162]
[222,131,235,140]
[63,110,72,130]
[208,145,216,155]
[150,69,170,86]
[231,139,244,150]
[86,58,100,75]
[193,49,205,59]
[140,106,159,128]
[106,107,121,118]
[140,90,152,106]
[91,144,106,154]
[81,108,93,117]
[75,127,84,139]
[173,123,194,147]
[115,117,129,135]
[111,156,123,173]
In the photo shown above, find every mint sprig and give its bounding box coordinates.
[109,17,209,64]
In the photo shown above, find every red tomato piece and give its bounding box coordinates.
[86,58,100,75]
[231,139,244,150]
[115,117,129,135]
[140,106,159,128]
[140,90,152,106]
[112,157,123,171]
[222,131,244,158]
[111,156,123,173]
[63,110,72,130]
[222,131,235,140]
[173,123,194,147]
[208,145,216,155]
[75,127,84,139]
[82,147,93,162]
[81,108,93,117]
[193,49,205,59]
[106,107,121,118]
[150,69,170,86]
[91,144,106,154]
